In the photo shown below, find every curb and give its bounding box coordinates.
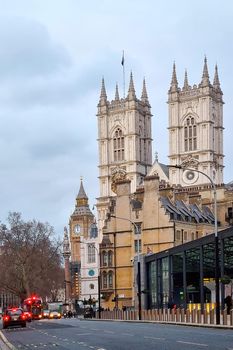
[82,318,233,329]
[0,331,17,350]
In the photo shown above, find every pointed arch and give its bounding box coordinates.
[102,271,107,289]
[108,270,113,288]
[183,115,197,152]
[108,250,113,267]
[113,127,125,161]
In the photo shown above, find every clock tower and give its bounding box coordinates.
[69,178,95,262]
[69,179,99,304]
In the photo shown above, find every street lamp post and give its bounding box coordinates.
[109,215,142,320]
[169,165,220,324]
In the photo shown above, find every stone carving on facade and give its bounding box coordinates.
[111,166,127,193]
[180,155,199,169]
[63,226,71,258]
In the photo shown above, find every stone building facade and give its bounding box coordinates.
[97,59,233,310]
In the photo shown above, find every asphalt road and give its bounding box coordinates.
[1,318,233,350]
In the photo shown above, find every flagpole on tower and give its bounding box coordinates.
[121,50,125,99]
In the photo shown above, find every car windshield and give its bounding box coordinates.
[7,309,22,316]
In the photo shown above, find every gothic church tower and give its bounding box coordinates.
[96,74,153,229]
[168,58,224,186]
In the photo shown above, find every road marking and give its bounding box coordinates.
[177,340,208,347]
[104,330,114,334]
[121,333,133,336]
[144,336,165,341]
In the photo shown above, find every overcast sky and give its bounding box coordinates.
[0,0,232,239]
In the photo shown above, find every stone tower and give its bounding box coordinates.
[69,179,95,262]
[96,74,153,230]
[168,58,224,186]
[69,179,97,300]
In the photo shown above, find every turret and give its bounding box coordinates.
[127,72,137,100]
[115,83,120,101]
[141,78,150,105]
[98,78,108,106]
[183,69,190,90]
[199,57,211,87]
[213,64,222,93]
[169,62,179,93]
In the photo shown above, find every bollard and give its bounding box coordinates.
[171,308,175,322]
[203,309,208,324]
[186,309,190,323]
[176,308,180,322]
[191,309,196,323]
[230,309,233,326]
[181,308,185,322]
[151,309,155,321]
[158,308,162,321]
[210,308,214,324]
[148,309,152,321]
[223,309,227,325]
[197,309,201,324]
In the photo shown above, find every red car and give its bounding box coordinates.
[2,308,27,329]
[23,311,32,322]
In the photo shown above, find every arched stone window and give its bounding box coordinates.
[102,251,108,266]
[108,251,113,267]
[108,271,113,288]
[113,128,124,161]
[102,272,107,289]
[87,244,96,263]
[184,117,197,152]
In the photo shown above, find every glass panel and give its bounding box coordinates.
[162,257,169,306]
[148,261,157,308]
[172,253,184,307]
[186,248,200,303]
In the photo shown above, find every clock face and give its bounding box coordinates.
[88,269,95,277]
[182,169,199,185]
[74,224,81,234]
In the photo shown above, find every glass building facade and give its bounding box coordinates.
[145,227,233,310]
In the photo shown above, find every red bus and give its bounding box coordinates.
[23,295,43,320]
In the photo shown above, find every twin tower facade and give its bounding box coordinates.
[96,58,224,229]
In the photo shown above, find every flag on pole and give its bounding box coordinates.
[121,51,124,66]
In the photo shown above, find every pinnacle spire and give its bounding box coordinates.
[213,64,221,89]
[200,56,210,87]
[170,62,178,92]
[77,178,88,200]
[183,69,189,90]
[115,83,120,100]
[99,77,107,103]
[75,178,89,208]
[127,71,136,100]
[141,77,149,102]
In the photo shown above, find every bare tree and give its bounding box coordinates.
[0,212,64,302]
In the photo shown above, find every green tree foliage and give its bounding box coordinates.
[0,212,64,302]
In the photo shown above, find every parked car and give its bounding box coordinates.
[49,311,61,319]
[2,308,26,329]
[43,309,50,318]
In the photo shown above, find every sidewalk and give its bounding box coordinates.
[0,330,16,350]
